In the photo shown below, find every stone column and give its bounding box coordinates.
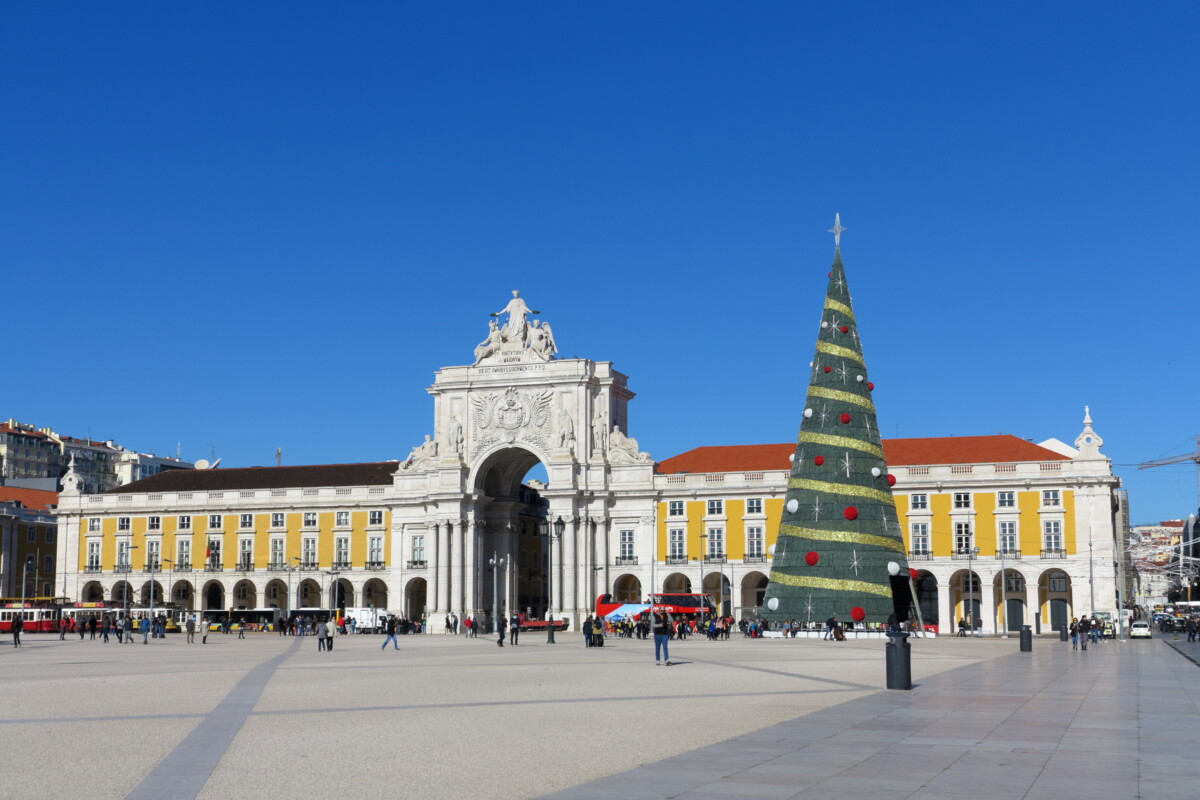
[942,573,957,636]
[563,516,578,617]
[436,521,450,613]
[426,521,438,613]
[982,570,997,635]
[460,520,475,618]
[452,520,465,615]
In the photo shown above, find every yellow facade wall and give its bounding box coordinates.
[929,494,952,556]
[974,493,997,555]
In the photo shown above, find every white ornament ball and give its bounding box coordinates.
[804,408,813,418]
[856,375,864,382]
[766,597,780,612]
[788,453,795,463]
[887,561,900,576]
[821,321,829,328]
[871,467,882,478]
[786,499,799,514]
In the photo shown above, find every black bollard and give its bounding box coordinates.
[1059,623,1068,642]
[1020,625,1033,652]
[885,631,912,690]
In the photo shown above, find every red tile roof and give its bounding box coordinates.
[655,435,1071,474]
[0,487,59,512]
[106,462,401,493]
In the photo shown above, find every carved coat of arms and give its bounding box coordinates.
[471,387,553,456]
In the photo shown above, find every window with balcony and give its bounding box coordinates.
[619,530,635,561]
[746,498,763,515]
[334,536,350,567]
[668,528,685,560]
[146,540,161,571]
[86,540,101,571]
[746,526,764,559]
[1043,521,1063,554]
[408,534,424,567]
[954,522,973,554]
[206,539,222,570]
[368,536,384,567]
[177,540,191,570]
[269,538,284,569]
[238,538,253,570]
[706,528,724,558]
[910,523,930,555]
[910,494,928,511]
[999,521,1018,554]
[301,537,317,568]
[998,491,1015,508]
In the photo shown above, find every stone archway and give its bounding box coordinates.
[82,581,105,603]
[612,573,642,603]
[740,571,768,614]
[332,578,353,610]
[203,580,225,612]
[298,579,321,609]
[702,571,732,617]
[264,579,288,610]
[404,577,428,620]
[171,580,195,611]
[915,571,939,628]
[363,578,389,610]
[139,581,164,607]
[662,572,691,593]
[995,568,1029,633]
[953,570,982,631]
[232,579,257,609]
[1040,569,1073,634]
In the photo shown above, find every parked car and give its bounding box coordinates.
[1130,621,1152,639]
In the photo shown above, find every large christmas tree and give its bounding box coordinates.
[763,216,910,626]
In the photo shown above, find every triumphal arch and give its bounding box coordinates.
[391,291,658,630]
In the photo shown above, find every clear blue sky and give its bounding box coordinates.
[4,4,1198,524]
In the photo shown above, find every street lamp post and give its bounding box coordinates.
[126,545,138,614]
[326,568,341,632]
[697,532,708,625]
[998,543,1008,639]
[164,559,173,629]
[967,545,980,637]
[489,552,507,634]
[539,516,565,643]
[287,555,300,621]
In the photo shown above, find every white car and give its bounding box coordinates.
[1130,621,1152,639]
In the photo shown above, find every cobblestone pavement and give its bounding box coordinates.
[5,631,1188,799]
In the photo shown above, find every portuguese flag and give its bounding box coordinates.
[762,219,910,626]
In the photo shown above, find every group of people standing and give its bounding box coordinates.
[1069,616,1100,650]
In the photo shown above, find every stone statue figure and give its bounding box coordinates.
[447,417,464,454]
[60,453,84,494]
[591,409,608,453]
[608,426,652,464]
[490,290,539,343]
[557,408,576,452]
[527,320,556,360]
[410,435,438,460]
[473,319,503,365]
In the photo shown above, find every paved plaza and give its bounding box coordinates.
[1,630,1196,799]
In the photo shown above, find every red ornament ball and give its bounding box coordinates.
[827,271,832,277]
[813,455,825,466]
[887,474,897,486]
[840,412,851,423]
[850,606,866,622]
[823,366,832,373]
[805,551,819,566]
[909,568,919,580]
[840,325,849,333]
[867,382,875,391]
[844,506,859,520]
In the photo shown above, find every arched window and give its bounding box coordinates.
[1048,571,1068,592]
[1005,574,1024,592]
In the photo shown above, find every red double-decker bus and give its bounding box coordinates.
[596,593,715,621]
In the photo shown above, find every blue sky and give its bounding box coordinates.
[4,4,1197,524]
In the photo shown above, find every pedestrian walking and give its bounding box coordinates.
[652,606,673,666]
[140,616,150,644]
[497,618,505,647]
[381,616,400,651]
[583,614,594,647]
[509,613,520,646]
[59,616,69,640]
[316,620,329,652]
[237,621,246,639]
[186,616,196,644]
[11,613,23,648]
[1078,615,1091,651]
